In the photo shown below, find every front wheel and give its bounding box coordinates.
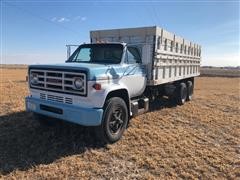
[95,97,128,144]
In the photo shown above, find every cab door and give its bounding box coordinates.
[122,46,147,98]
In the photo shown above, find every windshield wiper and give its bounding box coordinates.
[67,59,84,62]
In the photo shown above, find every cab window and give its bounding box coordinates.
[125,47,141,64]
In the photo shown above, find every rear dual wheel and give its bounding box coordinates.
[176,82,187,105]
[186,81,193,101]
[175,81,193,105]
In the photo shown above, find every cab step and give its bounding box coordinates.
[131,98,149,117]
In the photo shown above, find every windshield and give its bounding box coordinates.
[67,44,123,64]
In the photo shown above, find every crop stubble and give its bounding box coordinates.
[0,68,239,179]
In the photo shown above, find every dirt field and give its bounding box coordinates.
[200,67,240,77]
[0,68,239,179]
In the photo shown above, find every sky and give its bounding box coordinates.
[0,0,239,66]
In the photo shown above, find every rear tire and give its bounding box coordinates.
[186,81,194,101]
[175,82,187,105]
[95,97,128,144]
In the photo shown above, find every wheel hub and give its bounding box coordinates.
[109,107,124,134]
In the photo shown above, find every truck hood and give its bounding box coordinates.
[29,62,124,81]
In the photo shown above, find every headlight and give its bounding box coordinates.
[30,73,38,84]
[74,77,84,90]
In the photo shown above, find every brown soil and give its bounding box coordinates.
[0,69,239,179]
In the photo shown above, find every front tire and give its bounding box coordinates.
[95,97,128,144]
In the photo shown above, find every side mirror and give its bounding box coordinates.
[66,44,80,59]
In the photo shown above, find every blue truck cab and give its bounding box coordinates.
[26,42,147,143]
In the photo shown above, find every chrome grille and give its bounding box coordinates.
[30,69,86,95]
[40,93,73,104]
[40,93,46,99]
[65,97,73,104]
[47,94,64,103]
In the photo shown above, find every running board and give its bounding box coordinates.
[131,98,149,117]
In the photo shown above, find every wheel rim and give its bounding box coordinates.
[109,106,125,135]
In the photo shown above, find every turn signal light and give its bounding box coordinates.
[92,83,101,90]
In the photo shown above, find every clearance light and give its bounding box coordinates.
[93,83,101,90]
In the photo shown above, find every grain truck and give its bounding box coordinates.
[25,26,201,143]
